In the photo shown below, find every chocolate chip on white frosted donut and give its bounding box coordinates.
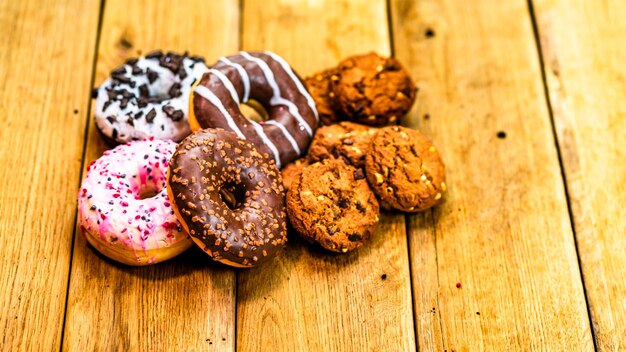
[189,51,318,168]
[167,128,287,268]
[77,139,192,265]
[93,51,209,143]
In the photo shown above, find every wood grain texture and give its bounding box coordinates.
[0,0,100,350]
[390,0,594,350]
[237,1,416,351]
[62,1,239,350]
[533,0,626,349]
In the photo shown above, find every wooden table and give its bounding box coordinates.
[1,0,624,350]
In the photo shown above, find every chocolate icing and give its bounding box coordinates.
[168,128,287,267]
[192,51,319,169]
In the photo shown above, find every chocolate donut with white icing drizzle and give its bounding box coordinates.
[189,51,318,168]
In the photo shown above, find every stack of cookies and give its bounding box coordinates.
[284,53,446,254]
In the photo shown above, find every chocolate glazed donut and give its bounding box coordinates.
[189,51,319,169]
[167,128,287,267]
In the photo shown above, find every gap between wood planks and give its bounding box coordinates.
[526,0,598,349]
[59,0,107,350]
[234,2,244,351]
[385,0,422,348]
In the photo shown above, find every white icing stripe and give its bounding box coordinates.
[219,57,250,103]
[250,121,281,168]
[239,52,314,136]
[208,68,239,104]
[264,120,301,156]
[264,51,319,120]
[193,85,246,139]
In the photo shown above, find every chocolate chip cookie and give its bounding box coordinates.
[365,126,446,212]
[281,157,309,191]
[308,122,378,167]
[286,158,380,253]
[330,52,417,126]
[305,68,340,126]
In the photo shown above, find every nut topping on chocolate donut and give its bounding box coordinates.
[167,128,287,267]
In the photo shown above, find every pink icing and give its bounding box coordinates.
[77,139,187,263]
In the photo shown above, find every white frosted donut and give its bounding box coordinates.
[93,51,209,143]
[77,138,192,265]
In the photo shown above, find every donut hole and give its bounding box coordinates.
[219,182,246,210]
[137,185,159,200]
[240,100,269,122]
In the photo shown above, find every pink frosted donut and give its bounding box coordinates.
[77,138,192,265]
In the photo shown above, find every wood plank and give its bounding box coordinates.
[237,1,416,351]
[0,0,100,350]
[61,1,239,350]
[533,0,626,349]
[390,0,594,350]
